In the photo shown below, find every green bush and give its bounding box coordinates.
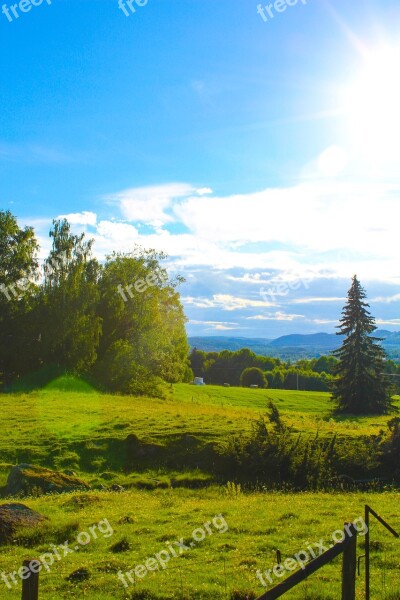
[240,368,267,388]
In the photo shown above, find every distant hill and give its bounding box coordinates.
[188,336,273,354]
[188,330,400,360]
[269,332,338,350]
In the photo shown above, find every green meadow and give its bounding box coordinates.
[1,379,400,598]
[1,488,400,599]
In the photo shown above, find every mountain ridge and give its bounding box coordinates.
[188,330,400,359]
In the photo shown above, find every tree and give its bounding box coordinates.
[0,211,39,388]
[240,367,268,388]
[38,219,102,374]
[95,249,189,393]
[331,275,392,414]
[189,349,207,378]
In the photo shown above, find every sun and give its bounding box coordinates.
[342,45,400,162]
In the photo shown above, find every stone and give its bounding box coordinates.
[0,503,48,544]
[6,464,90,497]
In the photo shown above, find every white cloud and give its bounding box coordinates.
[105,183,194,226]
[173,181,400,258]
[227,272,272,284]
[183,294,276,311]
[189,320,238,326]
[290,297,345,304]
[312,319,338,325]
[196,187,213,196]
[376,318,400,326]
[246,311,305,321]
[372,294,400,304]
[58,211,97,226]
[77,175,398,284]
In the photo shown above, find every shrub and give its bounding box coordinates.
[240,368,267,388]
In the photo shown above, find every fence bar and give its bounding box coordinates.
[365,505,399,600]
[342,523,357,600]
[366,505,399,538]
[365,506,370,600]
[21,560,39,600]
[256,526,353,600]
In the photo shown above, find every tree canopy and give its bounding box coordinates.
[0,211,189,396]
[331,275,393,414]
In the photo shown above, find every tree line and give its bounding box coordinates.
[0,211,190,395]
[189,347,338,391]
[1,212,395,416]
[190,346,399,394]
[191,276,398,415]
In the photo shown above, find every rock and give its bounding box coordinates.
[110,484,125,492]
[7,464,90,497]
[63,470,76,476]
[62,494,100,510]
[0,503,48,544]
[110,537,131,553]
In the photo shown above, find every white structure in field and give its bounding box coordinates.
[193,377,205,385]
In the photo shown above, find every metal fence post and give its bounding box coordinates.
[342,523,357,600]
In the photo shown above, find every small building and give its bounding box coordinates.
[192,377,205,385]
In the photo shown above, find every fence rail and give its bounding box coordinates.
[365,504,399,600]
[256,522,357,600]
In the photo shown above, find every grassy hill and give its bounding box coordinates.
[0,378,399,492]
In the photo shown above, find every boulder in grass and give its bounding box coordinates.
[6,464,90,497]
[0,503,48,544]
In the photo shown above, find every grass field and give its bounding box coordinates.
[1,378,400,598]
[1,487,400,599]
[0,379,398,489]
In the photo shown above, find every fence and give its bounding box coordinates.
[256,505,400,600]
[255,522,357,600]
[6,505,400,599]
[364,504,399,600]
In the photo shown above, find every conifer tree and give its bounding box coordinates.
[332,275,392,414]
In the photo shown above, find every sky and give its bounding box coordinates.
[1,0,400,338]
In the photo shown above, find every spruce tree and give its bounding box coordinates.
[332,275,392,414]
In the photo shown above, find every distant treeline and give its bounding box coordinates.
[189,347,400,392]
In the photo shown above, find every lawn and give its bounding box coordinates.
[1,487,399,599]
[0,379,398,490]
[1,379,400,598]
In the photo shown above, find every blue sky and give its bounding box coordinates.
[1,0,400,337]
